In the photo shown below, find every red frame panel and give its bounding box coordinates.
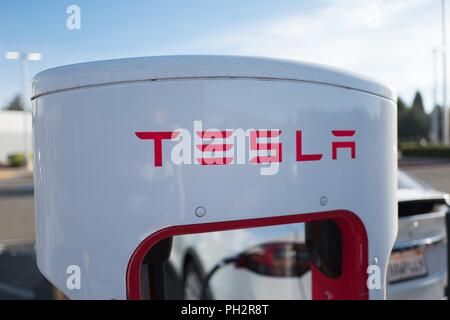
[126,210,368,300]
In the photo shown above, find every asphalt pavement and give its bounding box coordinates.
[0,169,52,299]
[401,163,450,194]
[0,180,34,243]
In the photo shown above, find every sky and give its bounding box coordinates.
[0,0,445,112]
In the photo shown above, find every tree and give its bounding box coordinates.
[4,94,24,111]
[409,91,430,139]
[431,105,443,141]
[411,91,425,112]
[397,97,407,112]
[397,92,431,141]
[398,96,410,139]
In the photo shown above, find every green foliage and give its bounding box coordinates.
[430,105,443,141]
[400,142,450,158]
[4,94,23,111]
[7,153,26,167]
[398,91,431,141]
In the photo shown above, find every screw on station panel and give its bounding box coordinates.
[195,206,206,217]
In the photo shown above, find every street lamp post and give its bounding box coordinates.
[442,0,449,145]
[432,48,439,143]
[5,51,42,171]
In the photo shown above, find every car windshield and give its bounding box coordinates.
[398,170,430,190]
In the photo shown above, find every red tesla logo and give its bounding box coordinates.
[135,123,356,175]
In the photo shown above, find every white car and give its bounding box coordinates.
[168,170,448,300]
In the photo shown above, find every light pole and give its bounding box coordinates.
[5,51,42,170]
[442,0,449,145]
[432,48,439,143]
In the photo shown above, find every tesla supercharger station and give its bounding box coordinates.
[31,56,397,300]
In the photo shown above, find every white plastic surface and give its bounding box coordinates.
[32,56,397,299]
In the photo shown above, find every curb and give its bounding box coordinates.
[399,159,450,168]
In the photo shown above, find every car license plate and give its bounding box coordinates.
[387,248,428,283]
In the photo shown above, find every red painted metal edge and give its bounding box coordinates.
[126,210,368,300]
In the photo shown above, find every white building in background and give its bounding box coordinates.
[0,110,32,164]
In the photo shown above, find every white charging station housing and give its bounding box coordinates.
[32,56,397,299]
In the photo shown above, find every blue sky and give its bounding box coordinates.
[0,0,444,111]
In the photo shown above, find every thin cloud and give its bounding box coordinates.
[183,0,441,110]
